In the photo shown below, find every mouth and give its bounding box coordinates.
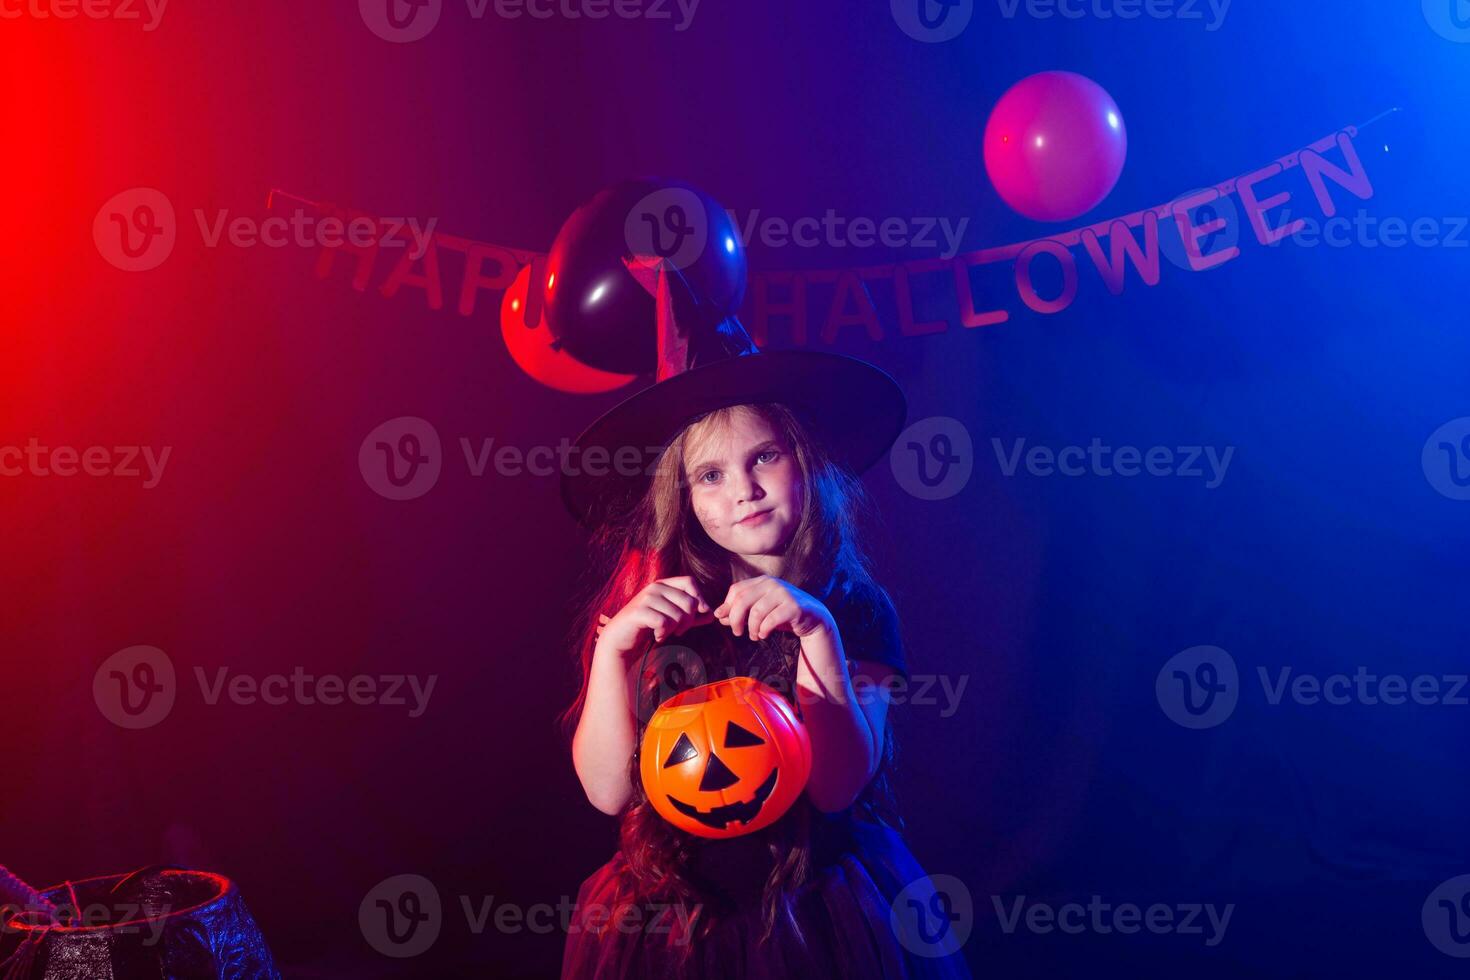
[667,768,778,830]
[736,510,773,527]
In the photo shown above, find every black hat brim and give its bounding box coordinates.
[559,350,906,529]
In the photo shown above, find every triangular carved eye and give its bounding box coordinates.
[724,721,765,748]
[663,732,699,768]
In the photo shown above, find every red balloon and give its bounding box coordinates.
[983,71,1128,223]
[500,265,638,395]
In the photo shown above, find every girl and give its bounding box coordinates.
[556,270,971,978]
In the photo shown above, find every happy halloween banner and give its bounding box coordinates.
[267,123,1375,363]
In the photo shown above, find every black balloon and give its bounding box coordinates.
[543,178,747,376]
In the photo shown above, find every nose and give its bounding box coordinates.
[731,469,765,505]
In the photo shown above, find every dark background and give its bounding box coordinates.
[3,1,1468,976]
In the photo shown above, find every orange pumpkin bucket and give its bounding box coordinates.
[640,676,812,839]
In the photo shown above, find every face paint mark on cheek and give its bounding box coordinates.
[693,504,725,539]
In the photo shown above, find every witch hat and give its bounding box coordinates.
[559,257,906,529]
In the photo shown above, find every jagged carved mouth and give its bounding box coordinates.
[667,768,778,830]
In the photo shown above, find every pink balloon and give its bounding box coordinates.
[983,71,1128,223]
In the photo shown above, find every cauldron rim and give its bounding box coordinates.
[7,869,234,934]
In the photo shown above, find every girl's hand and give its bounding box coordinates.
[596,576,715,656]
[714,575,834,642]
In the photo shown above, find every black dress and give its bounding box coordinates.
[561,574,973,978]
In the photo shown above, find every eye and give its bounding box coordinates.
[663,732,699,768]
[724,721,765,748]
[755,450,779,465]
[696,469,720,485]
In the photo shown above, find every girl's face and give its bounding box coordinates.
[683,406,803,567]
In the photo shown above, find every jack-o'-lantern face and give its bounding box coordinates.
[640,676,812,839]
